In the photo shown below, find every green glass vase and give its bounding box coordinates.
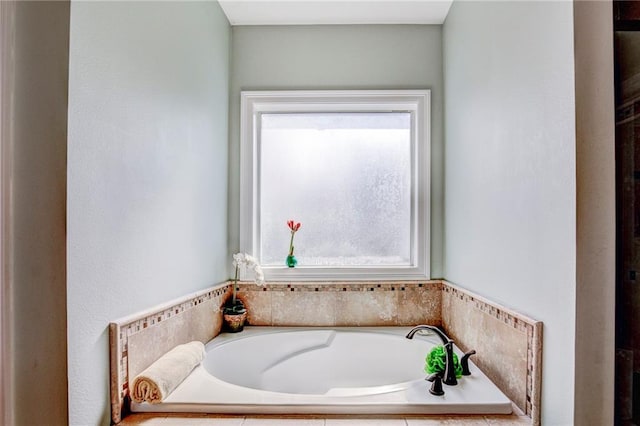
[286,255,297,268]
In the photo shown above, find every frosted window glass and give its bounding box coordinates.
[260,112,412,267]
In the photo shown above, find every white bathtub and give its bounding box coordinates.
[131,327,513,415]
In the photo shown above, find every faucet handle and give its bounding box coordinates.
[426,373,445,396]
[460,349,476,376]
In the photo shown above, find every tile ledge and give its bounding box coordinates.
[110,281,229,327]
[442,280,541,326]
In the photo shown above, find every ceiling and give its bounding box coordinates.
[217,0,454,26]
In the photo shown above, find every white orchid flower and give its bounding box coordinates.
[232,252,265,286]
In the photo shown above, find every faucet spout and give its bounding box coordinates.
[405,324,448,344]
[405,325,458,386]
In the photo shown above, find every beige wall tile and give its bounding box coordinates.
[271,290,337,326]
[397,286,441,326]
[335,290,398,326]
[442,291,528,414]
[187,299,222,343]
[128,313,188,379]
[237,288,272,325]
[128,300,217,379]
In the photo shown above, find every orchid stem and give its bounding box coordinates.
[233,265,238,303]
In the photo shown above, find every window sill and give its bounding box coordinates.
[247,266,429,282]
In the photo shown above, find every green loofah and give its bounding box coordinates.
[425,345,463,378]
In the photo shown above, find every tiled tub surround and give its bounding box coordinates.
[441,283,542,425]
[109,284,232,424]
[236,281,442,327]
[109,280,541,425]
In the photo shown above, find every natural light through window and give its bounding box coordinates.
[240,90,430,280]
[260,112,412,267]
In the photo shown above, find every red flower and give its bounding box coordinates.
[287,220,301,256]
[288,220,301,232]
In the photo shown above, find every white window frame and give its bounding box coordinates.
[240,90,430,281]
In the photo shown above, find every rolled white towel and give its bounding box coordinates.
[130,341,205,404]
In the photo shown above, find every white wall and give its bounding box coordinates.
[67,2,230,424]
[4,1,70,424]
[443,2,577,425]
[229,25,445,277]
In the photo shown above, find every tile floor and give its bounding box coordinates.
[119,413,531,425]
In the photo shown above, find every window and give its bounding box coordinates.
[240,90,430,280]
